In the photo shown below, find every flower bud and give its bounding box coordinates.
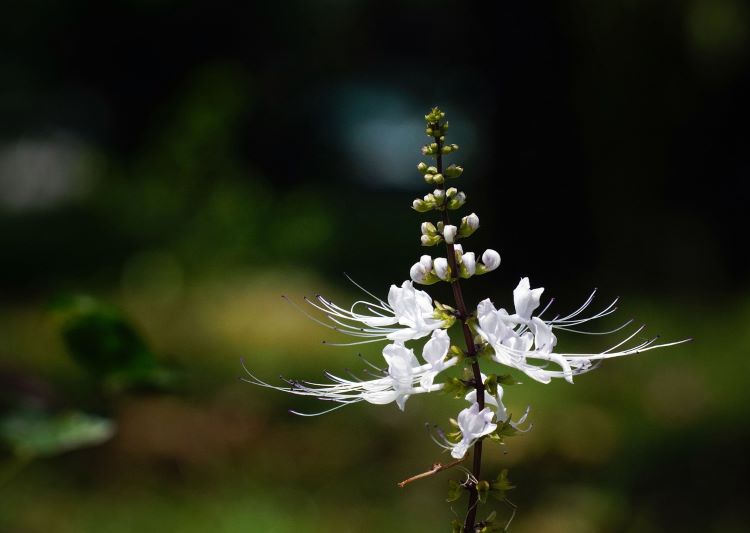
[461,252,476,277]
[417,162,428,174]
[432,189,446,204]
[423,173,435,184]
[419,255,433,270]
[441,143,459,155]
[458,212,479,238]
[426,166,438,175]
[444,164,463,178]
[482,249,501,271]
[446,187,458,198]
[421,234,442,246]
[443,225,458,244]
[410,261,428,283]
[447,191,466,210]
[421,221,437,236]
[453,243,463,254]
[412,198,430,212]
[432,173,444,185]
[433,257,450,281]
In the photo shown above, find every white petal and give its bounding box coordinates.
[513,277,544,320]
[422,329,450,365]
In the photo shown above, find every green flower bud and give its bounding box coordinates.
[433,189,446,204]
[424,173,435,184]
[417,162,428,174]
[446,187,458,198]
[412,198,431,212]
[444,164,463,178]
[432,173,444,185]
[421,221,437,236]
[447,191,466,210]
[421,234,442,246]
[427,166,438,174]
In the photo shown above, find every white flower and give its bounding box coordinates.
[481,249,501,271]
[475,278,691,384]
[434,258,450,280]
[300,280,447,345]
[450,403,497,459]
[241,342,459,415]
[443,224,458,244]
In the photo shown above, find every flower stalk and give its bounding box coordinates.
[428,113,486,531]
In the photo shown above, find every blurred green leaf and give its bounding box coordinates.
[53,295,178,391]
[0,410,115,458]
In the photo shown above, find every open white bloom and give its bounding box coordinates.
[300,280,447,345]
[450,402,497,459]
[242,341,459,415]
[476,277,691,384]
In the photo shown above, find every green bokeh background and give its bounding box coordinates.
[1,1,748,531]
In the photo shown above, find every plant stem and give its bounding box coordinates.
[433,129,484,533]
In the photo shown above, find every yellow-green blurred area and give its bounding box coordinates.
[1,0,749,532]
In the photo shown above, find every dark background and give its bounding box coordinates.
[1,1,748,532]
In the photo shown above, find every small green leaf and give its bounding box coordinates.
[490,469,515,501]
[447,479,464,503]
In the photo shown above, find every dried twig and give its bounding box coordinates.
[397,457,465,488]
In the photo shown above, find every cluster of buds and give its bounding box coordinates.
[412,187,466,212]
[411,246,501,284]
[418,162,465,186]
